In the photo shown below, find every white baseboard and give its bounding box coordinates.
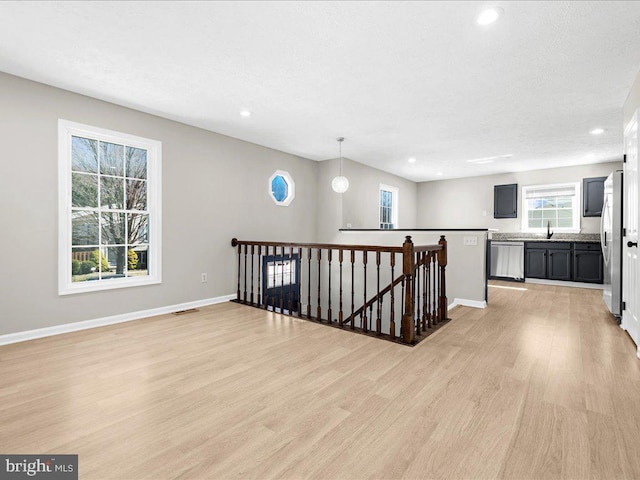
[524,278,604,290]
[448,298,487,310]
[0,294,236,346]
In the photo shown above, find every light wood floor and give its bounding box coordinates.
[1,281,640,479]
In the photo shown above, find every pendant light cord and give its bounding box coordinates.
[339,141,343,176]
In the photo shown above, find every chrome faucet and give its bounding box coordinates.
[547,220,554,239]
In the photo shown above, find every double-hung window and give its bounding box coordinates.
[522,182,580,233]
[379,184,399,229]
[58,120,162,295]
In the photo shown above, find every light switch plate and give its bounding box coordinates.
[463,236,478,246]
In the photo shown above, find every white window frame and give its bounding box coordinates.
[379,184,399,229]
[268,170,295,206]
[521,182,581,233]
[58,119,162,295]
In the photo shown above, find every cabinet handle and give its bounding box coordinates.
[629,241,638,248]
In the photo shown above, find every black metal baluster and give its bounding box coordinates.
[327,249,332,323]
[307,248,312,318]
[362,250,368,332]
[317,249,322,321]
[236,242,241,301]
[422,252,427,331]
[426,252,433,328]
[350,250,355,330]
[250,245,255,305]
[272,245,277,311]
[256,245,262,308]
[297,247,303,316]
[376,251,381,334]
[416,252,421,336]
[400,274,405,338]
[243,245,248,303]
[390,252,395,339]
[288,246,294,313]
[339,249,344,326]
[280,245,284,312]
[432,253,437,325]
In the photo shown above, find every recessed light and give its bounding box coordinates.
[436,172,443,176]
[408,157,416,163]
[590,128,604,135]
[476,7,503,26]
[240,110,252,117]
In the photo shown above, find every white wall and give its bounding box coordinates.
[416,162,622,232]
[0,72,318,336]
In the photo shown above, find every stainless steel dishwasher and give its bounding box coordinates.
[490,241,525,280]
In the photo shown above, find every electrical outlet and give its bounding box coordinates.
[346,223,352,229]
[201,273,208,283]
[463,236,478,246]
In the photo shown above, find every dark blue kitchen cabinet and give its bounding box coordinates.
[583,177,606,217]
[494,184,518,219]
[573,243,603,283]
[547,246,572,281]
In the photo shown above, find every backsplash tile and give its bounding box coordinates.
[490,232,601,242]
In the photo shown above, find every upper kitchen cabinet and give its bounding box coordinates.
[583,176,607,217]
[494,183,518,218]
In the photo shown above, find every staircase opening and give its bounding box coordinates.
[231,236,451,346]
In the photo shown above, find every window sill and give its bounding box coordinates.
[59,276,161,296]
[521,229,581,234]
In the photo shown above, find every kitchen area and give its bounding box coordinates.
[488,171,623,321]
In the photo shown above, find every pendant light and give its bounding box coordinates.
[331,137,349,193]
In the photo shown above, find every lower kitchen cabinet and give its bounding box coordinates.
[548,247,572,280]
[524,241,602,284]
[525,248,547,278]
[573,243,603,283]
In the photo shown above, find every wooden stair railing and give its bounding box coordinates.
[343,246,434,326]
[230,236,449,345]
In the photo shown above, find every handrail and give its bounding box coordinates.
[230,235,448,345]
[232,238,407,254]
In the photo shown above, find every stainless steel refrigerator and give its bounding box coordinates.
[601,170,623,320]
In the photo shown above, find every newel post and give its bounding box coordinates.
[438,236,448,322]
[402,236,415,344]
[231,238,241,301]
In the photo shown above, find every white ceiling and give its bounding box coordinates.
[1,1,639,182]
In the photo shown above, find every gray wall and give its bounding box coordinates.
[416,162,622,232]
[624,69,640,126]
[335,231,486,306]
[0,72,318,336]
[1,68,630,337]
[337,158,417,230]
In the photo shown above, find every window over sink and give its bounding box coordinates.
[522,182,581,233]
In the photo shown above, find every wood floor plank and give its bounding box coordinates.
[1,280,640,479]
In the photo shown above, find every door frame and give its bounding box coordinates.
[622,109,639,358]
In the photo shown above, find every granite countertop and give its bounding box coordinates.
[490,232,600,243]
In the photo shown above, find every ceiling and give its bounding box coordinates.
[1,1,639,182]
